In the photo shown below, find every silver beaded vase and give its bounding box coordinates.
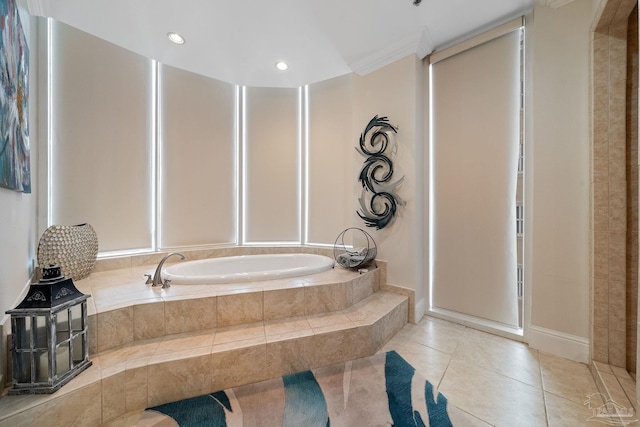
[37,223,99,280]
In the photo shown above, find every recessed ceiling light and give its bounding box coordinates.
[167,32,185,45]
[275,61,289,71]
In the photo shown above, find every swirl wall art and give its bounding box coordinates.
[356,116,405,230]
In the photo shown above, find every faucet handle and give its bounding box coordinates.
[162,279,171,289]
[144,274,152,284]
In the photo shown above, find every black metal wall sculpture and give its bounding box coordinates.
[356,116,405,230]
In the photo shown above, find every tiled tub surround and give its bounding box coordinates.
[0,251,409,426]
[86,259,395,353]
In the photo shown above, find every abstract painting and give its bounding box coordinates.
[0,0,30,193]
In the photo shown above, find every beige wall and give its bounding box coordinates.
[529,1,593,345]
[353,55,426,318]
[0,6,38,386]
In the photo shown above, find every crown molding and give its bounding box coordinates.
[416,27,434,59]
[349,33,421,76]
[537,0,577,8]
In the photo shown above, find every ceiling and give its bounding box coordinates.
[22,0,535,88]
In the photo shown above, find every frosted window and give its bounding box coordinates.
[243,87,300,243]
[50,22,152,253]
[159,65,236,248]
[430,21,522,327]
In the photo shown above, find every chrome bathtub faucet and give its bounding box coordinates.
[152,252,185,288]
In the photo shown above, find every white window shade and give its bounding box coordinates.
[243,87,300,243]
[307,75,353,245]
[430,22,522,328]
[159,65,236,248]
[50,22,153,253]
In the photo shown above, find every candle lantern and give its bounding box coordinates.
[5,265,92,394]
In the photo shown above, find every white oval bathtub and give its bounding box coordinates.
[162,253,335,285]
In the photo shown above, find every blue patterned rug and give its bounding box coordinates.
[139,350,480,426]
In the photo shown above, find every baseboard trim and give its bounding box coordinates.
[528,325,590,363]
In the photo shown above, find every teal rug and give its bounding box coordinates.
[139,350,480,426]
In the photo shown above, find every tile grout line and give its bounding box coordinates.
[536,349,552,426]
[434,325,464,391]
[430,325,498,426]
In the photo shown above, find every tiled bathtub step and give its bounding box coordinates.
[0,291,408,427]
[90,267,383,354]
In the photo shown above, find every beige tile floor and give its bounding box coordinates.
[378,316,638,427]
[108,314,634,426]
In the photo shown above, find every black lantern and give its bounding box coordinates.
[5,265,92,394]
